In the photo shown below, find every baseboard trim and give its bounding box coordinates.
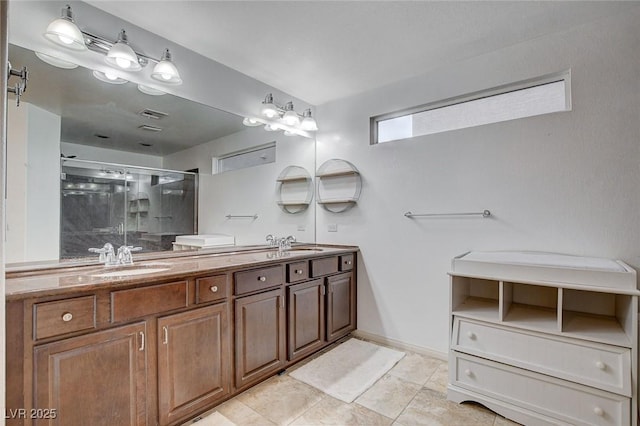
[352,330,448,361]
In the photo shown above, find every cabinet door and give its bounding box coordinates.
[326,273,356,342]
[158,303,230,426]
[235,288,286,389]
[287,279,325,361]
[33,322,147,426]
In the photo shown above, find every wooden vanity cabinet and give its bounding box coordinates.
[33,322,148,426]
[157,303,230,426]
[286,255,357,361]
[234,287,286,389]
[287,279,326,360]
[326,272,356,342]
[7,249,357,426]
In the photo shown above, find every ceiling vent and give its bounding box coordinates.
[138,108,168,120]
[138,124,163,132]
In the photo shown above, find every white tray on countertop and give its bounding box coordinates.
[174,234,235,247]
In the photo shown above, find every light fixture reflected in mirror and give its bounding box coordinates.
[35,51,78,69]
[245,93,318,136]
[137,84,166,96]
[92,70,128,84]
[151,49,182,85]
[43,5,87,51]
[242,117,262,126]
[105,30,141,71]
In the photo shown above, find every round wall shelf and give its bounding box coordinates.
[315,159,361,213]
[276,165,313,214]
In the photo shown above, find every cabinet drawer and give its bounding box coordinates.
[339,254,354,271]
[287,261,309,283]
[111,281,188,323]
[235,266,283,295]
[34,296,96,340]
[196,275,228,303]
[310,257,339,277]
[453,318,631,396]
[452,352,630,426]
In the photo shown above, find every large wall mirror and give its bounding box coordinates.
[6,2,316,267]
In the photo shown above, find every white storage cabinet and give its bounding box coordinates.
[448,251,638,426]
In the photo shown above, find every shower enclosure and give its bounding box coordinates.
[60,159,197,259]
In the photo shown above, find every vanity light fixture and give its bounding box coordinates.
[42,7,184,85]
[92,70,128,84]
[105,30,141,71]
[43,5,87,51]
[245,93,319,135]
[150,49,182,85]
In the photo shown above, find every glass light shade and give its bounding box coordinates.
[300,116,318,131]
[137,84,166,96]
[243,117,262,127]
[151,61,182,84]
[43,17,86,51]
[92,70,128,85]
[105,41,141,71]
[35,52,78,69]
[261,103,279,118]
[282,110,300,126]
[151,49,182,85]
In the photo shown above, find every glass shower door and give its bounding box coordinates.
[60,159,126,259]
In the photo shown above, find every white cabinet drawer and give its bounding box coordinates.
[452,317,631,396]
[451,353,630,426]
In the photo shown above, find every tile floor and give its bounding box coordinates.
[185,340,520,426]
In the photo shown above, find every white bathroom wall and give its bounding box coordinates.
[316,9,640,354]
[6,103,60,263]
[60,142,163,169]
[164,127,315,245]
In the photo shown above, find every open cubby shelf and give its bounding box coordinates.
[451,275,635,347]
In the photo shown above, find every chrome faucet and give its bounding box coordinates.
[265,234,296,252]
[88,243,117,266]
[89,243,142,266]
[117,246,143,265]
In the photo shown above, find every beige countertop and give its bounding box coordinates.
[5,245,358,301]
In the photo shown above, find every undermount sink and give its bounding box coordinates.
[90,263,171,278]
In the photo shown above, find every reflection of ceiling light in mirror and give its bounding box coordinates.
[283,130,296,136]
[105,30,141,71]
[151,49,182,85]
[242,117,262,127]
[35,52,78,69]
[138,84,165,96]
[92,70,128,84]
[43,5,87,51]
[300,109,319,131]
[264,124,280,131]
[282,102,300,126]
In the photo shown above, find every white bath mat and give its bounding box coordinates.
[289,338,405,403]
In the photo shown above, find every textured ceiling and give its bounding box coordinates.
[86,1,638,105]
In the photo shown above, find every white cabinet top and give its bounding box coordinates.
[451,251,637,293]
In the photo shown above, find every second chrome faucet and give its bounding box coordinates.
[89,243,142,266]
[266,234,296,252]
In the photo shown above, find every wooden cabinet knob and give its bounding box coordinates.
[345,260,352,265]
[62,312,73,322]
[295,269,303,275]
[593,407,604,416]
[595,361,606,370]
[210,286,218,293]
[258,276,266,282]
